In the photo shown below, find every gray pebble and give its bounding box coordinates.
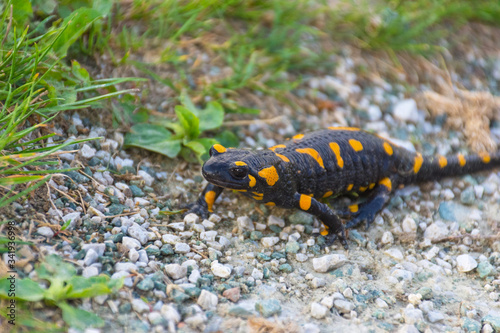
[80,144,96,159]
[174,243,190,254]
[197,289,218,310]
[83,248,99,266]
[403,307,423,324]
[165,264,187,280]
[457,254,477,272]
[333,299,354,314]
[122,236,142,250]
[312,254,347,273]
[237,216,255,231]
[37,227,54,238]
[82,266,99,278]
[310,302,328,319]
[132,299,150,313]
[82,243,105,256]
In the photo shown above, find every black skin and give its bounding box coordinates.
[187,127,500,249]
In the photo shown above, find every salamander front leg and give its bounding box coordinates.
[293,193,348,249]
[185,184,224,219]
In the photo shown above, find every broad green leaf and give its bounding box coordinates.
[71,60,91,85]
[175,106,200,140]
[36,254,76,282]
[124,124,182,158]
[215,130,240,148]
[59,302,104,331]
[65,275,122,299]
[186,138,218,161]
[179,91,198,115]
[0,278,45,302]
[198,101,224,132]
[53,7,102,56]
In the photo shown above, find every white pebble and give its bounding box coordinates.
[211,261,231,278]
[312,254,347,273]
[310,302,328,319]
[456,254,477,272]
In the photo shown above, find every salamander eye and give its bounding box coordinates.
[230,167,248,179]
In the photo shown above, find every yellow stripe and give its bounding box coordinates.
[349,139,363,152]
[235,161,247,166]
[265,202,275,206]
[269,144,286,152]
[205,190,216,212]
[328,127,360,131]
[347,184,353,191]
[299,194,312,210]
[329,142,344,168]
[275,153,290,162]
[212,144,226,153]
[359,186,367,192]
[292,134,304,140]
[323,191,333,198]
[378,177,392,191]
[369,183,375,189]
[438,156,447,168]
[479,151,491,163]
[414,153,423,173]
[295,148,325,169]
[458,153,466,167]
[348,204,358,213]
[248,175,256,187]
[383,142,393,156]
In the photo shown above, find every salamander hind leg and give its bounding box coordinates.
[293,193,348,249]
[344,177,394,230]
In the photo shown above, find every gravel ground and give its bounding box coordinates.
[4,46,500,333]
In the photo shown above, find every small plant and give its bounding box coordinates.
[0,254,123,331]
[124,92,238,162]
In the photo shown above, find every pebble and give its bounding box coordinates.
[237,216,255,231]
[477,261,495,278]
[184,213,199,225]
[381,231,394,245]
[482,315,500,331]
[255,299,281,317]
[82,266,99,278]
[403,307,423,324]
[81,244,105,256]
[460,187,476,205]
[80,144,96,159]
[137,278,155,291]
[132,299,150,314]
[375,298,388,308]
[162,234,180,244]
[128,225,149,245]
[393,99,419,123]
[310,302,329,319]
[367,104,382,121]
[62,212,81,229]
[268,215,285,228]
[311,277,326,289]
[384,248,404,261]
[37,227,54,238]
[312,254,347,273]
[197,290,218,310]
[83,248,99,266]
[165,264,187,280]
[115,262,137,272]
[457,254,478,272]
[402,216,417,234]
[174,243,190,254]
[296,253,309,262]
[333,300,354,314]
[138,170,154,186]
[222,287,240,302]
[423,221,448,240]
[128,248,139,262]
[261,237,280,247]
[288,211,314,225]
[211,261,231,278]
[427,310,445,323]
[122,236,141,250]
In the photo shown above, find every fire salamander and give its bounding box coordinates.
[187,127,499,249]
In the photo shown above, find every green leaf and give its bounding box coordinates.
[59,302,104,331]
[53,7,102,56]
[198,101,224,132]
[159,209,186,216]
[12,0,33,26]
[36,254,76,282]
[0,278,45,302]
[124,124,182,158]
[215,130,240,148]
[175,106,200,140]
[186,138,218,161]
[60,219,71,231]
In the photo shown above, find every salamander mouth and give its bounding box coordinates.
[202,171,247,190]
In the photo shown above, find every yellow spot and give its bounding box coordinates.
[248,175,256,187]
[320,228,329,236]
[438,156,447,168]
[258,166,280,186]
[234,161,247,166]
[359,186,367,192]
[235,189,247,192]
[349,139,363,152]
[293,134,304,140]
[295,148,325,168]
[347,184,354,191]
[252,192,263,196]
[212,144,226,153]
[253,196,263,200]
[328,127,360,131]
[323,191,333,198]
[299,194,312,211]
[458,153,466,167]
[378,177,392,191]
[414,153,423,173]
[205,191,216,213]
[383,142,393,156]
[265,202,275,206]
[269,144,286,152]
[369,183,376,189]
[275,153,290,162]
[329,142,344,168]
[479,151,491,163]
[349,204,358,213]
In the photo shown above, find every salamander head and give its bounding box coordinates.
[202,144,280,191]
